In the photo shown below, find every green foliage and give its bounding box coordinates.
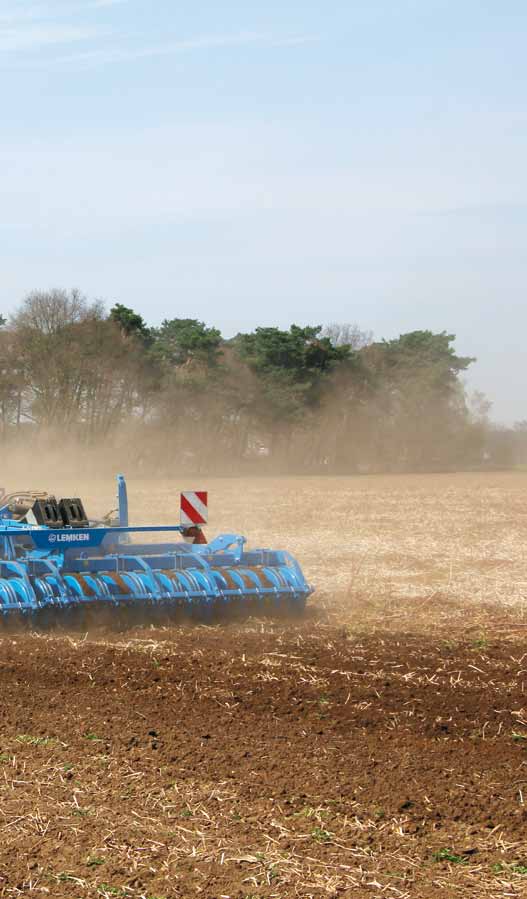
[1,290,498,474]
[493,862,527,875]
[110,303,151,345]
[311,825,333,842]
[381,330,474,376]
[235,324,348,424]
[432,848,468,864]
[353,330,479,471]
[472,636,489,649]
[16,734,55,746]
[237,324,347,379]
[152,318,222,367]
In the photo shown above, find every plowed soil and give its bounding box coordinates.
[1,472,527,898]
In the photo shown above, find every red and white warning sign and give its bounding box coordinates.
[180,491,208,527]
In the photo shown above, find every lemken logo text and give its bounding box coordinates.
[48,532,91,544]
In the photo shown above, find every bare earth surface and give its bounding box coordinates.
[1,471,527,899]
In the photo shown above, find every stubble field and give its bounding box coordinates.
[1,471,527,899]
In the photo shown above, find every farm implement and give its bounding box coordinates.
[0,477,313,626]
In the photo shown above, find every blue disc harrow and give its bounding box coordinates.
[0,477,313,627]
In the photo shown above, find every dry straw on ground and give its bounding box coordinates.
[1,471,527,898]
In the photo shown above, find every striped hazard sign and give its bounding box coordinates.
[180,491,208,527]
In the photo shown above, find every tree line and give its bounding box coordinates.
[0,289,520,474]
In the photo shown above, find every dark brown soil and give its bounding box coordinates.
[1,613,527,898]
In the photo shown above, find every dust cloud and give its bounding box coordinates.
[2,437,527,617]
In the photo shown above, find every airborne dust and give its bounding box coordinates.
[3,440,527,613]
[2,443,527,897]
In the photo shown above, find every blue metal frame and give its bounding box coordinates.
[117,474,129,527]
[0,477,314,617]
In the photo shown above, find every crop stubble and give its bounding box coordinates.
[1,471,527,898]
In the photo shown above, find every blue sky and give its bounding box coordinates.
[0,0,526,421]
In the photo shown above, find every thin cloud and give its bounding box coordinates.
[0,0,125,29]
[0,23,105,51]
[0,0,118,52]
[47,31,318,67]
[0,2,314,66]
